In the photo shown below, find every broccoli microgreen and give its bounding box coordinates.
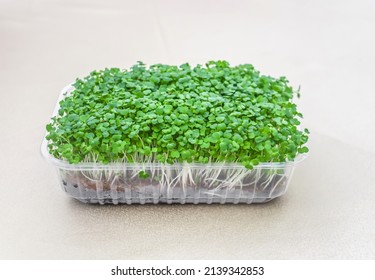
[46,61,309,168]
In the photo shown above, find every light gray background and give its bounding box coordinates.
[1,0,374,259]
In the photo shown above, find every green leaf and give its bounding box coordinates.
[139,170,150,179]
[298,146,309,153]
[170,150,180,158]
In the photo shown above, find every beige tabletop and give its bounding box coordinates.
[1,0,374,259]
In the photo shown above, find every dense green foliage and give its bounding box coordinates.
[46,61,309,168]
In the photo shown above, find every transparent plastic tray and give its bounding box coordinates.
[41,85,306,204]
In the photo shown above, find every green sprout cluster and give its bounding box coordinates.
[46,61,309,168]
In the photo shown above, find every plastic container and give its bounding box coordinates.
[41,85,306,204]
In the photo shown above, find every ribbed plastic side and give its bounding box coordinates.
[56,163,295,204]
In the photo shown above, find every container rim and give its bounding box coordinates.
[41,84,308,170]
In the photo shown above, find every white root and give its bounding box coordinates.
[269,173,286,196]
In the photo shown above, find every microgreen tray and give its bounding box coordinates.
[42,85,305,204]
[43,59,310,206]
